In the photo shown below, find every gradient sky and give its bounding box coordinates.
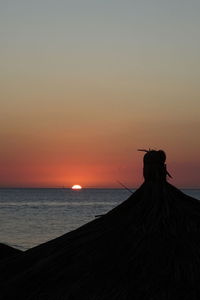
[1,0,200,188]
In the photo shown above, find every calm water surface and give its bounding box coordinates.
[0,188,200,250]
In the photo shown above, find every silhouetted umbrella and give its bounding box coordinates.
[1,150,200,299]
[0,243,22,262]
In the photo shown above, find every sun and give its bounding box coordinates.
[72,184,82,190]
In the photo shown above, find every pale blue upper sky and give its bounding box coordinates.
[0,0,200,187]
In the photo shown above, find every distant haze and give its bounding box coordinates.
[1,0,200,188]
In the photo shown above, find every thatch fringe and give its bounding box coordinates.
[1,181,200,299]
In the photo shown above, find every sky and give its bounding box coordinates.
[0,0,200,188]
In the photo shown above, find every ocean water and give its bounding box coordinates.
[0,188,200,251]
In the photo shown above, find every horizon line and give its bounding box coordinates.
[0,186,200,190]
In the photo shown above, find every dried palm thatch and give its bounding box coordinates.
[0,243,22,261]
[1,150,200,299]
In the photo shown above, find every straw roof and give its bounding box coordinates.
[0,243,22,262]
[1,151,200,299]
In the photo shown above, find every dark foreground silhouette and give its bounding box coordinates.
[1,150,200,299]
[0,243,22,262]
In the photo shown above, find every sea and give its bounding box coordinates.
[0,188,200,251]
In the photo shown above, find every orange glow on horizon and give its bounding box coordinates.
[72,185,82,190]
[1,1,200,189]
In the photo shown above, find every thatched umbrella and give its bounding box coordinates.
[1,150,200,299]
[0,243,22,262]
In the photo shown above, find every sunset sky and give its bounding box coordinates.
[1,0,200,188]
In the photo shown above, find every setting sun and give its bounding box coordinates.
[72,185,82,190]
